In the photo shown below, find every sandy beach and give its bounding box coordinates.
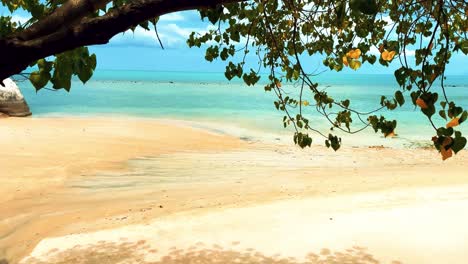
[1,117,468,263]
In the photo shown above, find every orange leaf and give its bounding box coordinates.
[415,98,428,109]
[381,50,396,61]
[446,117,460,128]
[342,56,349,66]
[346,49,361,59]
[276,81,282,88]
[441,147,453,161]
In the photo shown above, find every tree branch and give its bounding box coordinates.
[16,0,112,41]
[0,0,242,83]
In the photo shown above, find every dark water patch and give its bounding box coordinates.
[65,151,298,192]
[188,123,228,135]
[69,182,140,190]
[239,136,254,142]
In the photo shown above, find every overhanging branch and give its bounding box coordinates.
[16,0,112,41]
[0,0,243,83]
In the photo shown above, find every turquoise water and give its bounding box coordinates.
[17,70,468,147]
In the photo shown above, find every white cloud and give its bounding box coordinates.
[159,13,185,22]
[110,27,182,47]
[109,23,212,48]
[163,23,215,39]
[403,49,416,56]
[369,46,381,56]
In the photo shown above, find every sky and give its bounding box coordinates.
[2,8,467,75]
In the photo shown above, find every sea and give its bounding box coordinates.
[17,70,468,149]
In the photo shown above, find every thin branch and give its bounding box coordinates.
[154,23,165,49]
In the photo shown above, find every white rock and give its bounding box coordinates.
[0,78,32,117]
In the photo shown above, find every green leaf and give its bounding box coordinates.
[410,91,420,105]
[350,0,378,15]
[349,60,361,70]
[139,20,149,30]
[440,101,447,109]
[395,91,405,106]
[452,136,467,154]
[439,110,447,120]
[294,132,312,148]
[394,67,406,87]
[327,134,341,151]
[89,54,97,70]
[341,99,350,108]
[200,4,223,24]
[460,111,468,124]
[77,67,93,83]
[437,127,454,137]
[29,70,50,90]
[37,59,52,72]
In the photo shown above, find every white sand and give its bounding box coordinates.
[22,185,468,264]
[2,117,468,264]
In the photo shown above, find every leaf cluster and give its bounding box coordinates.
[188,0,467,159]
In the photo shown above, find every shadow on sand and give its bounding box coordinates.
[22,240,402,264]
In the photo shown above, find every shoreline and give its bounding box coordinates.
[17,114,445,150]
[1,116,467,263]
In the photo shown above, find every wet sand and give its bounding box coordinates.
[0,117,245,262]
[1,117,468,263]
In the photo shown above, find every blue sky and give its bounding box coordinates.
[2,8,467,75]
[91,11,468,76]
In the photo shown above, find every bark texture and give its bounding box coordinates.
[0,0,241,83]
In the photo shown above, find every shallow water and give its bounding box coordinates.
[17,70,468,147]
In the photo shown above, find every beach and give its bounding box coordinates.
[1,116,468,263]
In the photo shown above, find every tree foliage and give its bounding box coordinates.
[1,0,467,160]
[191,0,468,160]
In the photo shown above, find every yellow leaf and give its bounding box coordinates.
[302,100,310,106]
[446,117,460,128]
[346,49,361,59]
[441,147,453,161]
[415,98,428,109]
[381,50,396,61]
[276,81,282,88]
[342,56,349,67]
[349,60,361,70]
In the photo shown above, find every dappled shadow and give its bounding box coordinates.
[23,240,402,264]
